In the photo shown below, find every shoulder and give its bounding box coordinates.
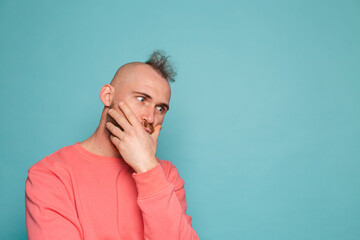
[26,144,79,201]
[25,145,80,210]
[28,144,77,181]
[158,159,185,190]
[30,144,76,169]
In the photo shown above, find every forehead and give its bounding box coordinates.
[118,64,171,102]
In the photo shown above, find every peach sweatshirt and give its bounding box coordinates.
[25,142,199,240]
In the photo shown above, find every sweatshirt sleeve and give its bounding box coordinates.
[25,166,83,240]
[132,161,199,240]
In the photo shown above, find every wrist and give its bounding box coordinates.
[134,157,159,174]
[132,162,171,198]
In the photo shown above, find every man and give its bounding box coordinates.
[25,51,199,240]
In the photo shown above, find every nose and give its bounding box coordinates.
[141,105,155,124]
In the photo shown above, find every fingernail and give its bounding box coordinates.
[119,102,124,106]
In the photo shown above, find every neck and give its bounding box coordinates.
[80,108,121,158]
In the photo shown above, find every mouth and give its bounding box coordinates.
[142,120,154,134]
[144,127,152,134]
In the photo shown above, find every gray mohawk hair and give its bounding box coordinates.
[145,50,177,83]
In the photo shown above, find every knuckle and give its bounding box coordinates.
[121,136,129,145]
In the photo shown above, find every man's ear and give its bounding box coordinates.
[100,84,114,107]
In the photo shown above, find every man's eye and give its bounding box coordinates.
[136,96,145,102]
[156,106,165,112]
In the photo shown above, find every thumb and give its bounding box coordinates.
[151,125,162,143]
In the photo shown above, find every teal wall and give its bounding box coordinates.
[1,0,359,239]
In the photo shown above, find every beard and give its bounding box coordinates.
[106,105,154,135]
[106,112,123,132]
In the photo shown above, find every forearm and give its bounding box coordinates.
[133,164,199,240]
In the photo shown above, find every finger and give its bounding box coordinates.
[151,125,162,143]
[118,102,141,127]
[106,122,125,139]
[110,135,121,147]
[108,108,131,131]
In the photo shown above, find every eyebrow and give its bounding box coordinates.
[133,91,170,111]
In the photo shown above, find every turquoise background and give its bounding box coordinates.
[1,0,359,239]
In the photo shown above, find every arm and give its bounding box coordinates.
[106,102,199,239]
[133,162,199,240]
[25,166,82,240]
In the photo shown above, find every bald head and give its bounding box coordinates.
[111,62,144,87]
[111,50,177,88]
[108,61,172,106]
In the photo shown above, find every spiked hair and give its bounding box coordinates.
[145,50,176,83]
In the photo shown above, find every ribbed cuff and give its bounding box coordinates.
[132,164,171,198]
